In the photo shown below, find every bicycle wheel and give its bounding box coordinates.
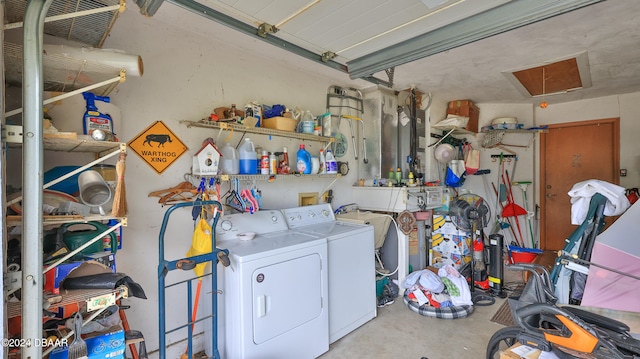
[486,326,522,359]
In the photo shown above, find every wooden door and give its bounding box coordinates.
[540,118,619,250]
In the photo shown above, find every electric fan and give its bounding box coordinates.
[449,193,491,232]
[449,193,493,296]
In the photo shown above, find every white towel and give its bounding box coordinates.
[567,180,631,224]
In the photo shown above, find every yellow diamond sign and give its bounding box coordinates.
[128,121,188,174]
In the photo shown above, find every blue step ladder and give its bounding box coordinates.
[157,201,229,358]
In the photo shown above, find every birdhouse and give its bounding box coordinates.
[192,143,221,175]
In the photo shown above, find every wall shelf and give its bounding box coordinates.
[218,173,341,181]
[181,120,335,143]
[480,128,548,134]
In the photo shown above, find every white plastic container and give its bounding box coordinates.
[239,138,258,174]
[220,143,240,174]
[325,149,337,174]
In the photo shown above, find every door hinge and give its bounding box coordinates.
[1,124,23,144]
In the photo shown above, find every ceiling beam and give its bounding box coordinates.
[347,0,606,80]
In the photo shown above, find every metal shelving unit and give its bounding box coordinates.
[181,120,335,143]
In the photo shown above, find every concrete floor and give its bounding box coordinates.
[319,295,507,359]
[320,272,527,359]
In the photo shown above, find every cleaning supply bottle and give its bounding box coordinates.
[82,92,113,136]
[296,144,312,174]
[269,152,277,175]
[260,150,270,174]
[325,149,337,174]
[319,149,326,174]
[395,167,402,184]
[239,138,258,174]
[278,147,291,174]
[220,143,240,174]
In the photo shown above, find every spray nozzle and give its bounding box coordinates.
[83,92,111,111]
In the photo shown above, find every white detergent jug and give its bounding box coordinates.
[239,138,258,174]
[220,143,240,174]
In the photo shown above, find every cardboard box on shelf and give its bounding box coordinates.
[447,99,479,133]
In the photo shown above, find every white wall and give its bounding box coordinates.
[100,4,365,356]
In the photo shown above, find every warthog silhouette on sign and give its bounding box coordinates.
[143,134,173,147]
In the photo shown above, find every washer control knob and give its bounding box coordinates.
[289,216,295,222]
[309,212,316,218]
[271,215,278,223]
[297,214,302,220]
[322,210,330,217]
[220,220,232,231]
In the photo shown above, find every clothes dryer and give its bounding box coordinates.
[282,204,376,343]
[210,209,329,359]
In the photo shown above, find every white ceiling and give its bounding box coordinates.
[162,0,640,105]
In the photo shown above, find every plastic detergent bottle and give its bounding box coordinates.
[296,144,312,174]
[325,149,338,174]
[239,138,258,174]
[220,143,239,174]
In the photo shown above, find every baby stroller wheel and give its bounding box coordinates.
[486,326,522,359]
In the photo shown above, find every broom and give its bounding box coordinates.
[111,152,128,217]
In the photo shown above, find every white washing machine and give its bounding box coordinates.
[282,204,376,344]
[212,209,329,359]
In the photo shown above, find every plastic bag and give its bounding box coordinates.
[463,144,480,175]
[445,160,466,187]
[187,218,213,277]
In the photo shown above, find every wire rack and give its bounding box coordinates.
[4,0,122,48]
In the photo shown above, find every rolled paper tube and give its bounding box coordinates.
[43,44,144,77]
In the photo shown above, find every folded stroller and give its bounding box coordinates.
[486,263,640,359]
[550,193,607,304]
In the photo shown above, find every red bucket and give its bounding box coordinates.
[511,251,538,263]
[509,246,542,264]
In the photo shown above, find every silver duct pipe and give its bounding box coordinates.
[22,0,53,357]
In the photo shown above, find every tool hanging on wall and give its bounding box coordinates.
[326,85,364,159]
[342,115,368,164]
[513,181,537,248]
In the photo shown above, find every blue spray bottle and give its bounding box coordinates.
[82,92,113,136]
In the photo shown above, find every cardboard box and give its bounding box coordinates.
[500,343,560,358]
[430,214,471,269]
[49,325,125,359]
[262,116,298,132]
[447,99,479,133]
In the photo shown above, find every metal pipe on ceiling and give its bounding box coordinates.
[346,0,606,80]
[275,0,321,29]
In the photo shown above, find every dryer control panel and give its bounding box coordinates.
[216,210,288,241]
[282,204,334,228]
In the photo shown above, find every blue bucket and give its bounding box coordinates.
[44,166,84,195]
